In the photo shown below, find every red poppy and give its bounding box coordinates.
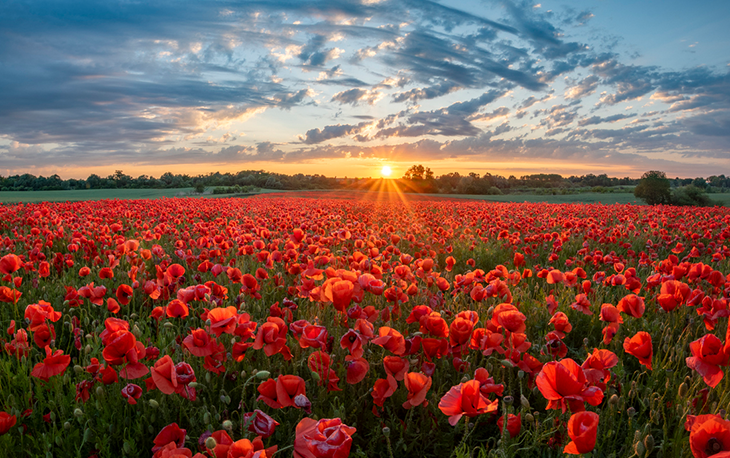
[383,356,409,381]
[686,334,729,388]
[497,414,521,438]
[253,317,292,360]
[345,356,369,384]
[183,328,222,357]
[371,326,406,356]
[121,383,143,405]
[276,374,307,408]
[207,430,234,458]
[0,412,16,435]
[152,423,186,453]
[116,284,134,306]
[340,329,366,358]
[617,294,645,318]
[549,312,572,338]
[535,358,604,413]
[564,411,599,454]
[687,414,730,458]
[166,299,189,318]
[371,376,397,407]
[438,379,498,426]
[0,254,22,275]
[207,306,238,337]
[623,331,653,370]
[403,372,432,409]
[0,286,22,303]
[293,417,356,458]
[570,294,593,315]
[581,348,619,388]
[31,346,71,381]
[226,439,254,458]
[243,409,279,438]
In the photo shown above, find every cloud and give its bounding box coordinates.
[331,88,384,105]
[300,121,373,144]
[565,75,600,99]
[578,113,636,126]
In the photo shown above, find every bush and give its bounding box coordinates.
[671,185,719,207]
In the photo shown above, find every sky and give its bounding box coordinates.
[1,0,729,180]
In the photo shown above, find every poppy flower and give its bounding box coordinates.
[0,286,22,304]
[438,379,498,426]
[293,417,356,458]
[623,331,653,370]
[688,414,730,458]
[152,423,187,453]
[535,358,604,413]
[449,317,475,349]
[150,355,197,398]
[371,326,406,356]
[581,349,619,388]
[257,378,282,409]
[570,294,593,315]
[243,409,279,438]
[0,412,16,435]
[31,346,71,381]
[0,254,22,275]
[383,356,409,381]
[497,414,521,438]
[121,383,143,405]
[492,304,526,334]
[253,317,292,360]
[549,312,572,338]
[226,439,254,458]
[183,328,221,357]
[564,411,599,454]
[308,351,341,392]
[208,430,234,458]
[116,284,134,306]
[345,356,369,384]
[207,307,238,337]
[276,375,307,408]
[617,294,645,318]
[686,334,729,388]
[340,329,366,358]
[403,372,432,409]
[371,376,397,407]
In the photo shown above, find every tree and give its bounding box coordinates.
[403,164,433,181]
[634,171,671,205]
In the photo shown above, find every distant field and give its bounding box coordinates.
[0,188,282,203]
[2,188,729,206]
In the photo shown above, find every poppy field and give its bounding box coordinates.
[2,196,730,458]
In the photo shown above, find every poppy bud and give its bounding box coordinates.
[163,322,174,328]
[583,338,589,346]
[255,371,271,380]
[644,434,654,451]
[460,376,469,384]
[95,386,104,397]
[55,436,62,447]
[520,395,530,410]
[205,436,217,450]
[85,345,92,354]
[73,365,84,374]
[311,371,321,382]
[634,441,645,456]
[205,372,211,383]
[222,420,233,431]
[525,413,534,423]
[203,412,211,424]
[627,407,636,417]
[503,396,514,405]
[148,400,159,409]
[74,409,84,418]
[132,325,142,339]
[609,394,619,407]
[189,382,200,389]
[517,370,525,379]
[501,359,514,368]
[123,442,131,454]
[382,427,390,437]
[63,422,71,430]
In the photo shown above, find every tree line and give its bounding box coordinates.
[1,167,729,203]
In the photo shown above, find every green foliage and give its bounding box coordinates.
[671,185,720,207]
[634,171,671,205]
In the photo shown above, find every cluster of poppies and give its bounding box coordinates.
[1,196,730,456]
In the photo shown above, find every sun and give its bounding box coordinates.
[381,165,392,177]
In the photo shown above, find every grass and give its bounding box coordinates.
[2,187,729,207]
